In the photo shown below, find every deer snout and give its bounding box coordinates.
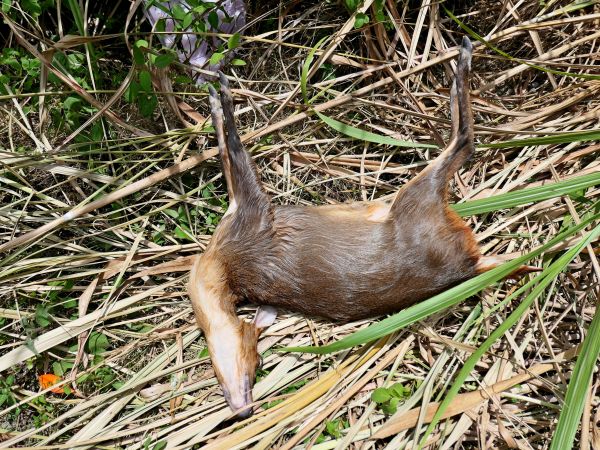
[222,375,254,419]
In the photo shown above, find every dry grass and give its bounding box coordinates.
[0,0,599,448]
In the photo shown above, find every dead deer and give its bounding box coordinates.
[189,38,522,418]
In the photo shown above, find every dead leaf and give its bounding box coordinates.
[129,255,196,280]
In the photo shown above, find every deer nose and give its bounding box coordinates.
[225,394,254,419]
[234,407,253,419]
[223,377,254,419]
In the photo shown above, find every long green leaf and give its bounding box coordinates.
[419,222,600,448]
[314,111,600,150]
[65,0,97,63]
[315,111,437,148]
[65,0,85,36]
[550,283,600,448]
[453,172,600,217]
[482,130,600,149]
[300,36,327,104]
[280,213,599,354]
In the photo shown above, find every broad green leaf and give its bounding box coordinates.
[209,52,225,66]
[326,420,342,438]
[371,388,391,403]
[207,11,219,29]
[139,70,152,92]
[228,33,241,50]
[124,81,140,103]
[171,4,186,21]
[174,75,194,83]
[63,96,81,112]
[164,208,179,219]
[354,12,369,29]
[138,94,158,117]
[152,441,167,450]
[35,304,50,327]
[174,225,194,241]
[344,0,360,12]
[90,122,103,142]
[52,361,64,376]
[182,12,193,29]
[133,46,145,66]
[390,383,409,398]
[382,397,399,415]
[155,18,166,33]
[374,0,385,22]
[87,332,109,355]
[154,53,175,69]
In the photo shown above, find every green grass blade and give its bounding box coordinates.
[65,0,96,60]
[280,213,599,354]
[482,130,600,149]
[453,172,600,217]
[418,223,600,448]
[550,285,600,448]
[65,0,85,36]
[315,111,437,148]
[300,36,327,104]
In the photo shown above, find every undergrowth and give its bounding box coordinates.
[0,0,599,448]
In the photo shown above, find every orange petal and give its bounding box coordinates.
[39,374,65,394]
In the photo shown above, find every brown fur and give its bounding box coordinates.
[212,189,481,322]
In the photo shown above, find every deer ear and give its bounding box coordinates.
[254,306,277,330]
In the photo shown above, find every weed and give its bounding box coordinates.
[371,382,413,415]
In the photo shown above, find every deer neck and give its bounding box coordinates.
[189,255,249,398]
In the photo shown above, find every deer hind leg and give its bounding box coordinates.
[389,37,474,216]
[439,36,475,182]
[207,73,271,219]
[429,36,474,187]
[207,82,236,216]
